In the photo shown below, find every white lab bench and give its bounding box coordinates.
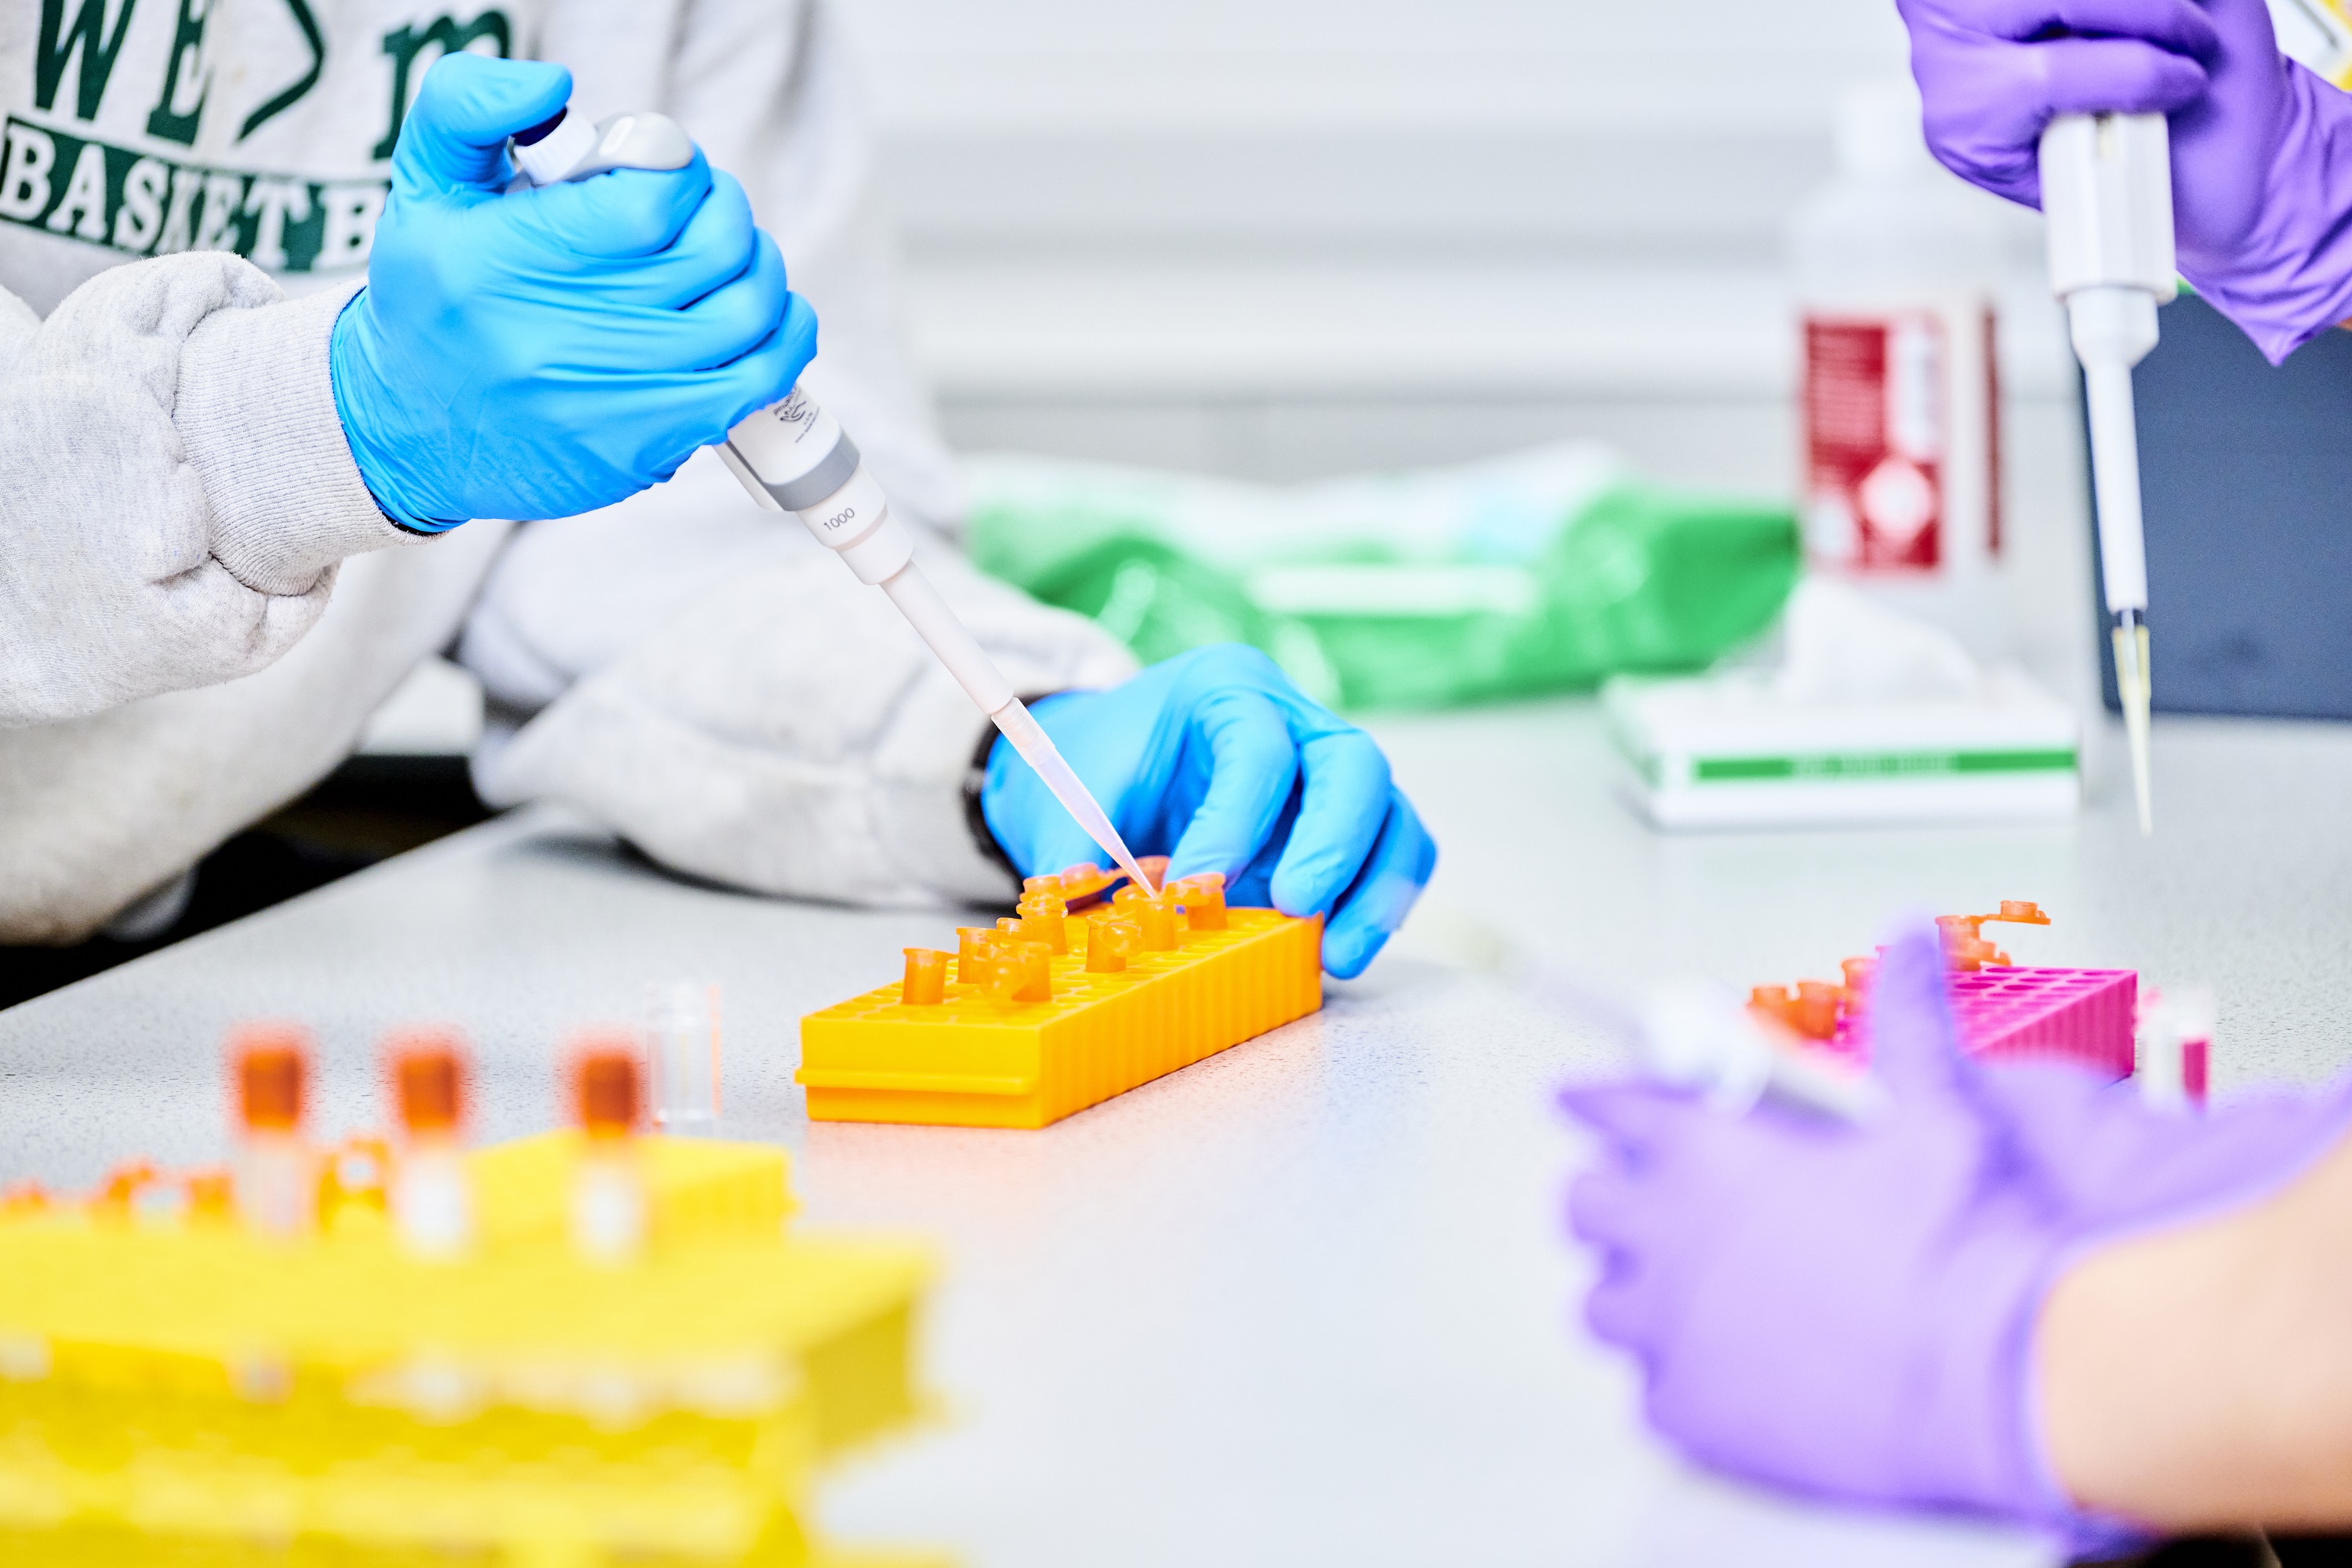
[5,699,2347,1567]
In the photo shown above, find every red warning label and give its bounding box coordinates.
[1803,314,1948,570]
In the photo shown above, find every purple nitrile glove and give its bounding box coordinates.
[1560,923,2352,1553]
[1898,0,2352,362]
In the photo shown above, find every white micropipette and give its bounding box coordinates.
[2038,111,2173,836]
[510,109,1159,897]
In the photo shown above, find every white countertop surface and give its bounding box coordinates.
[9,697,2345,1566]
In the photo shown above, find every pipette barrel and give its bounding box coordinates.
[2042,112,2170,837]
[2070,291,2156,615]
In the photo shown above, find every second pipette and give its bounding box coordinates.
[2038,111,2172,836]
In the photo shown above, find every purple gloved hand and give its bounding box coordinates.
[1899,0,2352,361]
[1561,924,2352,1552]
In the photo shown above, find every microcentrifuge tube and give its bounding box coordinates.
[646,982,720,1138]
[387,1030,474,1261]
[570,1038,648,1265]
[229,1023,315,1239]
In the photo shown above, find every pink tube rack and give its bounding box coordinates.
[1837,965,2139,1079]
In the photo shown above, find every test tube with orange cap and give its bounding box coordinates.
[228,1022,315,1238]
[569,1033,648,1265]
[385,1029,474,1260]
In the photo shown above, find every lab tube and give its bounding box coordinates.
[1791,982,1842,1041]
[902,949,949,1005]
[988,942,1053,1004]
[2140,986,2216,1111]
[1015,888,1072,953]
[1174,873,1229,931]
[646,982,720,1138]
[387,1030,473,1261]
[570,1037,648,1265]
[1113,885,1181,952]
[956,927,1000,985]
[1086,915,1140,974]
[230,1023,315,1239]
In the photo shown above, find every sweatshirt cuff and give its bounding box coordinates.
[175,281,419,597]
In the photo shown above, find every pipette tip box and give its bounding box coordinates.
[799,909,1323,1129]
[1604,667,2081,829]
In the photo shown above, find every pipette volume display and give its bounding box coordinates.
[510,109,1158,898]
[2039,111,2171,836]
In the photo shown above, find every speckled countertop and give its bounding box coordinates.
[12,697,2333,1567]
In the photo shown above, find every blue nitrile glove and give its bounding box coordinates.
[328,53,818,529]
[981,644,1437,978]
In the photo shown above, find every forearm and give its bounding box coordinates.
[0,528,505,942]
[2040,1126,2352,1530]
[0,255,408,725]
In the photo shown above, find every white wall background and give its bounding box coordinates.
[833,0,2068,504]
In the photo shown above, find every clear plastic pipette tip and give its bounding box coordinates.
[2112,609,2153,837]
[991,699,1160,898]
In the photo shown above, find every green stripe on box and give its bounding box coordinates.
[1693,749,2077,783]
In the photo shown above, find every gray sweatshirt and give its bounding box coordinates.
[0,0,1130,942]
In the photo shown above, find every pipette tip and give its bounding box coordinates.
[990,699,1158,898]
[2112,613,2154,837]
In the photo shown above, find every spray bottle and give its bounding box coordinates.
[1788,79,2010,658]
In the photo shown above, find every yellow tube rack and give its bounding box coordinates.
[798,909,1323,1129]
[0,1133,933,1568]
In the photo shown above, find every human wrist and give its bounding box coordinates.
[2034,1123,2352,1535]
[327,291,466,534]
[174,277,416,590]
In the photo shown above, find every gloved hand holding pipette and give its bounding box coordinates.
[1901,0,2352,365]
[1561,921,2352,1549]
[330,56,816,532]
[1899,0,2352,834]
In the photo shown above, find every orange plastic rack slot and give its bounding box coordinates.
[799,884,1322,1129]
